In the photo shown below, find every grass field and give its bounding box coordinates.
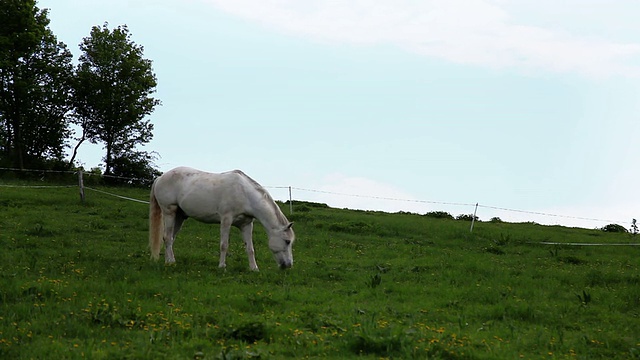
[0,183,639,359]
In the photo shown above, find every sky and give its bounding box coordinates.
[43,0,640,229]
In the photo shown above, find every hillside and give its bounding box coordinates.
[1,184,638,359]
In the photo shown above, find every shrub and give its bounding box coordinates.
[601,224,628,233]
[424,211,454,220]
[285,200,329,208]
[456,214,479,221]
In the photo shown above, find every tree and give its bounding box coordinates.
[0,0,74,169]
[73,23,160,176]
[109,150,161,186]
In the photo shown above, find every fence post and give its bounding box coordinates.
[288,186,293,215]
[78,170,85,203]
[470,203,478,232]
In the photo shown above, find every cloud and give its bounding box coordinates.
[202,0,640,77]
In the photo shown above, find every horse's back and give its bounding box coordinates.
[153,167,202,200]
[153,167,257,222]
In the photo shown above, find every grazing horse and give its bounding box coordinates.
[149,167,295,270]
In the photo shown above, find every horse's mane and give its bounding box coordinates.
[231,170,289,225]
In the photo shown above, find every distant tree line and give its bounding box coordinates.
[0,0,161,184]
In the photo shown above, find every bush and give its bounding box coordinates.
[601,224,628,233]
[286,200,329,209]
[424,211,454,220]
[456,214,479,222]
[107,151,161,186]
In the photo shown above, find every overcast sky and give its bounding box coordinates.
[44,0,640,229]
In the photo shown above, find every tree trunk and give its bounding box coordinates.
[104,140,113,175]
[68,130,86,169]
[10,113,24,170]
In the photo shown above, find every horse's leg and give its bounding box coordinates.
[241,220,258,271]
[218,217,232,269]
[171,211,185,258]
[162,205,179,263]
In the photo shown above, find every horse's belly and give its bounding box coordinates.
[178,195,249,225]
[177,199,220,223]
[186,209,252,227]
[188,211,222,224]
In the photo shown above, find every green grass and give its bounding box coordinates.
[0,184,639,359]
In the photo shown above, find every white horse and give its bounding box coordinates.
[149,167,295,270]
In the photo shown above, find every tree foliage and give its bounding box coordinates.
[73,23,160,176]
[0,3,162,181]
[0,0,74,169]
[109,150,161,186]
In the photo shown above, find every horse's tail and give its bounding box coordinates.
[149,181,163,260]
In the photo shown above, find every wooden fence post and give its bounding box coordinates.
[288,186,293,214]
[78,170,85,203]
[470,203,478,232]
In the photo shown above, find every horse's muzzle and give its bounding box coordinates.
[279,261,293,269]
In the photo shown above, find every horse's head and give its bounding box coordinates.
[268,222,295,269]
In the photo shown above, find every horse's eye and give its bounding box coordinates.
[284,240,291,246]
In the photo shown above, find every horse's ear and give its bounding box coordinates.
[286,222,294,230]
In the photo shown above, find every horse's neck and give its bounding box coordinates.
[248,189,287,230]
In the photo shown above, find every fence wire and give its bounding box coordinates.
[84,187,149,204]
[289,187,629,225]
[0,167,633,227]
